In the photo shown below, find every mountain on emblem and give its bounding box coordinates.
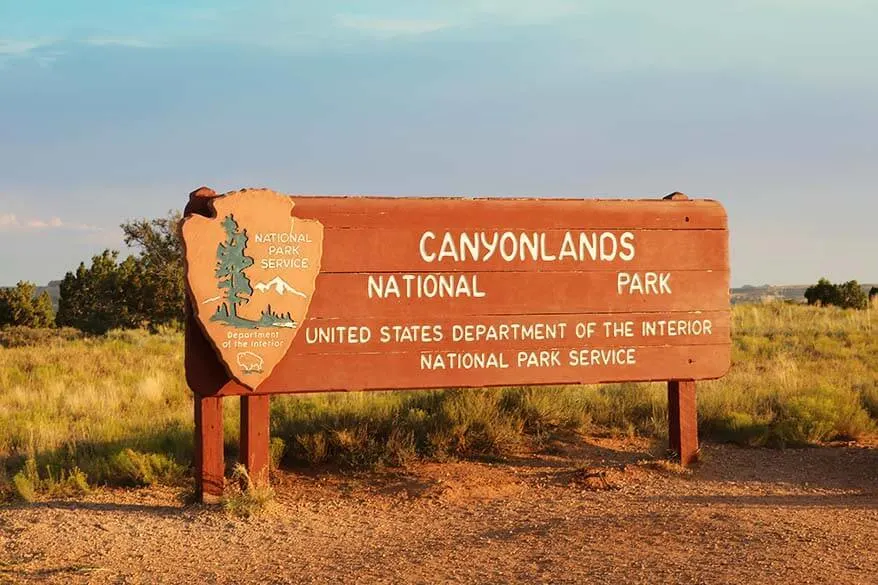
[254,276,308,298]
[182,189,324,390]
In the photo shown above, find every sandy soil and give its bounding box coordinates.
[1,439,877,585]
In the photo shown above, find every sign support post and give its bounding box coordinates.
[239,395,271,484]
[667,380,698,465]
[193,395,224,503]
[661,192,700,466]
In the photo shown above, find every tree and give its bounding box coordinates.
[214,214,254,320]
[804,278,840,307]
[120,211,185,327]
[804,277,868,310]
[56,250,146,334]
[870,287,878,302]
[54,211,186,334]
[837,280,868,310]
[0,281,55,327]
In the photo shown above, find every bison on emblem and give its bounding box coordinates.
[236,351,264,374]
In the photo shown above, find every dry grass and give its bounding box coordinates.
[699,303,877,446]
[222,463,275,518]
[0,303,875,499]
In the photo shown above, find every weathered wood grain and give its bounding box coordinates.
[289,310,731,354]
[317,228,727,272]
[306,270,729,317]
[208,343,730,396]
[288,195,727,230]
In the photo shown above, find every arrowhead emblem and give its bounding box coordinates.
[182,189,323,390]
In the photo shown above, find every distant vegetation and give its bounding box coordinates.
[0,281,54,328]
[732,281,877,305]
[804,277,870,310]
[0,212,185,334]
[1,303,875,502]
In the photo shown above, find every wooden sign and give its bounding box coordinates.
[183,188,730,499]
[184,189,730,395]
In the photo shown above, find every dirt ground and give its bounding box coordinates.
[1,439,876,585]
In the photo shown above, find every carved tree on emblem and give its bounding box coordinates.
[214,214,254,321]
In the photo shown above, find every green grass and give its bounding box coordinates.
[1,303,876,500]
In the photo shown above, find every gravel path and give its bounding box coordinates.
[2,440,876,584]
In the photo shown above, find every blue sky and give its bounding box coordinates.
[1,0,876,287]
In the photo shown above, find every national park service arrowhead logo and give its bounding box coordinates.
[182,189,323,390]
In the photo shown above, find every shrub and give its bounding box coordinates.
[269,437,286,469]
[860,383,878,419]
[702,412,772,446]
[805,278,868,310]
[0,281,54,328]
[805,278,840,307]
[54,212,186,334]
[0,326,82,348]
[109,449,186,487]
[770,386,873,446]
[10,457,90,501]
[44,466,90,499]
[56,251,147,333]
[12,458,39,502]
[837,280,868,310]
[223,464,274,518]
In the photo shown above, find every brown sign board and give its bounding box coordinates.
[183,189,731,397]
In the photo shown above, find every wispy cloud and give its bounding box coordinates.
[471,0,586,24]
[0,39,51,56]
[0,38,61,68]
[83,37,163,49]
[332,2,582,40]
[1,1,581,63]
[26,217,64,229]
[0,213,102,232]
[336,15,454,38]
[0,36,160,72]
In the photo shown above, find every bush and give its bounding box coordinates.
[269,437,286,469]
[0,281,54,328]
[10,457,90,501]
[857,383,878,420]
[223,464,275,518]
[768,386,873,446]
[702,411,772,446]
[805,278,868,310]
[109,449,186,487]
[0,326,82,348]
[12,458,39,502]
[55,210,187,334]
[56,251,147,333]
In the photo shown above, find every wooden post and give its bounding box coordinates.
[662,191,699,466]
[194,396,225,503]
[667,380,699,466]
[240,395,271,485]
